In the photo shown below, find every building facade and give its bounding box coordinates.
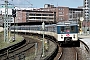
[0,4,84,25]
[16,10,56,23]
[84,0,90,21]
[26,10,56,23]
[40,4,83,23]
[83,0,90,27]
[82,0,90,34]
[69,8,83,22]
[16,10,26,23]
[40,5,69,23]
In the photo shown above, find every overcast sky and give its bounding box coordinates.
[0,0,83,8]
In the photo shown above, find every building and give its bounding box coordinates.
[0,4,84,25]
[39,4,83,23]
[26,10,56,23]
[82,0,90,34]
[15,4,83,24]
[84,0,90,21]
[15,10,26,23]
[40,4,69,23]
[16,10,56,23]
[83,0,90,27]
[69,8,83,22]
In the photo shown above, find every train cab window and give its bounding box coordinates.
[61,26,64,33]
[65,26,70,33]
[70,26,76,33]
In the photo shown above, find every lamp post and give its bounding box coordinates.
[42,22,45,57]
[80,17,84,35]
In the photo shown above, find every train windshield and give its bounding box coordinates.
[60,25,77,33]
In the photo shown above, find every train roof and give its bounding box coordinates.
[13,24,56,27]
[57,21,78,26]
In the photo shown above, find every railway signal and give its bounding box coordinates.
[12,9,16,17]
[12,9,16,41]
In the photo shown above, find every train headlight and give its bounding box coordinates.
[73,34,75,38]
[61,35,63,38]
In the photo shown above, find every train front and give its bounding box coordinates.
[57,21,80,47]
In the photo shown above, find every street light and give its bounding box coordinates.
[80,17,84,34]
[42,22,45,57]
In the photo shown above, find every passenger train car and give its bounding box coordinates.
[57,21,79,47]
[11,21,80,47]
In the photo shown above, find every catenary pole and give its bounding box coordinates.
[4,0,8,42]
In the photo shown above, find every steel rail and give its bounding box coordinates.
[59,47,78,60]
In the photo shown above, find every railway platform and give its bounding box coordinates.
[78,34,90,60]
[78,34,90,49]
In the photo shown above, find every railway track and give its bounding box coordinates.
[54,40,90,60]
[0,34,39,60]
[0,32,58,60]
[75,41,90,60]
[54,46,78,60]
[54,45,62,60]
[2,32,86,60]
[60,47,77,60]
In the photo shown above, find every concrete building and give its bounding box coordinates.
[16,10,56,23]
[84,0,90,21]
[82,0,90,34]
[83,0,90,27]
[26,10,56,23]
[69,8,83,22]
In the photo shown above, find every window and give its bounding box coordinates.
[59,12,63,15]
[59,17,63,20]
[65,26,70,33]
[61,26,64,33]
[59,8,64,10]
[70,26,76,33]
[60,26,77,33]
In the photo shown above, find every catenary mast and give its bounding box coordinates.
[4,0,8,42]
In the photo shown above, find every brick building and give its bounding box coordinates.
[40,4,83,23]
[16,10,26,23]
[40,4,69,23]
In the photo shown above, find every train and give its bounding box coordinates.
[11,21,80,47]
[57,21,79,47]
